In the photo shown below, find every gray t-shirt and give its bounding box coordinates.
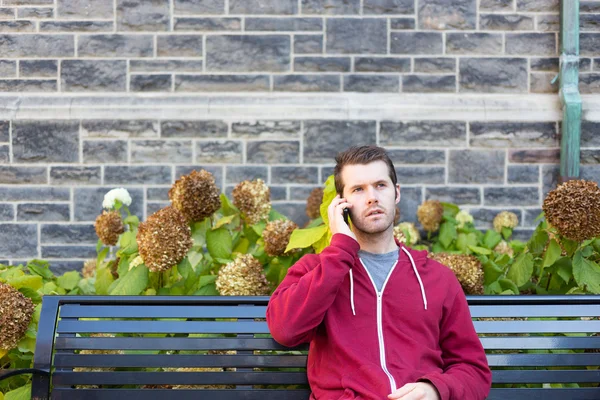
[358,248,399,292]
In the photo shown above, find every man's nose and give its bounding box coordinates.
[366,187,379,204]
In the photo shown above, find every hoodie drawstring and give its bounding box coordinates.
[349,268,356,316]
[402,247,428,310]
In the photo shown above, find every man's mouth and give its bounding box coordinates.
[366,209,385,217]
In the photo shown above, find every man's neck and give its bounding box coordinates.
[354,229,399,254]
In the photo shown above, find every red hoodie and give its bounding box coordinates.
[267,234,492,400]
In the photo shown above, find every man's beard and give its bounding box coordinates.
[351,212,394,235]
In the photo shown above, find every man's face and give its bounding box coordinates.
[340,160,400,235]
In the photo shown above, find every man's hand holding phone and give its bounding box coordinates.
[328,195,357,241]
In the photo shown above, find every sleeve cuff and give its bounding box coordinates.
[418,373,447,400]
[330,233,360,255]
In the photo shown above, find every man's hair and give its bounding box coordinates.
[333,145,397,195]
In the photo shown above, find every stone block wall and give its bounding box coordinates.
[0,0,598,93]
[0,0,599,273]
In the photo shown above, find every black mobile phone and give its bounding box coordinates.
[343,207,350,225]
[338,190,350,226]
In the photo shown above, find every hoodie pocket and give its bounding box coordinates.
[336,388,360,400]
[340,364,390,399]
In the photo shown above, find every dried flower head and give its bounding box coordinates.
[94,210,125,246]
[0,282,35,351]
[306,187,324,220]
[263,219,298,257]
[232,179,271,225]
[429,253,484,295]
[82,260,97,279]
[169,170,221,223]
[493,240,514,257]
[493,211,519,233]
[216,254,270,296]
[136,206,193,273]
[542,179,600,242]
[455,210,474,229]
[393,222,420,246]
[417,200,444,232]
[102,188,132,210]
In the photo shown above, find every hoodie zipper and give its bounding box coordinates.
[360,259,398,393]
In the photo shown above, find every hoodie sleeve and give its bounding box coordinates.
[266,234,359,347]
[417,281,492,400]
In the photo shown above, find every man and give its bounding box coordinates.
[267,145,492,400]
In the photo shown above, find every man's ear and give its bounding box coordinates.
[395,184,401,205]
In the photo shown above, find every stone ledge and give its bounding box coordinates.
[0,93,588,121]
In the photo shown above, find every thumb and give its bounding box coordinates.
[388,383,418,399]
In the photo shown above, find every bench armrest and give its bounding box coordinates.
[0,368,49,382]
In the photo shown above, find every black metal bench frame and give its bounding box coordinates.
[1,295,599,399]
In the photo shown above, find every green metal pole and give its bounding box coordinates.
[559,0,582,182]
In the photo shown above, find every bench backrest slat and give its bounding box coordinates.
[52,371,309,386]
[55,337,307,351]
[469,304,600,317]
[50,389,312,400]
[53,354,308,369]
[56,320,271,334]
[59,305,268,319]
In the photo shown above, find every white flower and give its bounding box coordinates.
[102,188,132,210]
[455,210,473,229]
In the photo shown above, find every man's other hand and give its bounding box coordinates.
[388,382,440,400]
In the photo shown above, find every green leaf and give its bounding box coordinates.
[7,275,43,291]
[251,221,267,235]
[498,278,520,295]
[592,238,600,253]
[124,215,140,230]
[57,271,81,291]
[528,228,549,255]
[456,233,478,253]
[268,208,287,221]
[501,227,512,240]
[26,260,54,280]
[18,287,41,303]
[191,219,211,247]
[305,216,323,228]
[94,266,114,295]
[17,337,36,353]
[438,221,457,249]
[178,258,192,280]
[206,227,233,260]
[542,239,562,269]
[4,383,31,400]
[194,282,219,296]
[319,175,336,225]
[96,246,109,267]
[233,237,250,254]
[198,275,217,288]
[468,245,492,255]
[507,252,534,287]
[109,265,149,295]
[285,224,327,252]
[561,238,579,257]
[214,214,236,229]
[440,202,460,218]
[483,230,502,250]
[220,193,239,216]
[482,261,503,285]
[117,231,138,256]
[572,250,600,294]
[553,257,573,283]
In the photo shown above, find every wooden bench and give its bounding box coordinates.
[1,295,599,400]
